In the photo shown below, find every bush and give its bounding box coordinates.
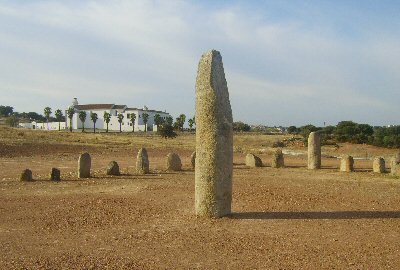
[158,124,177,139]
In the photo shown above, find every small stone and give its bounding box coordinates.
[271,148,284,168]
[78,153,91,178]
[136,148,149,174]
[50,168,61,181]
[340,155,354,172]
[166,153,182,171]
[106,161,120,176]
[245,153,262,167]
[190,151,196,169]
[373,157,385,173]
[20,169,33,181]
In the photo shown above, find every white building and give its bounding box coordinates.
[18,121,66,130]
[66,98,170,132]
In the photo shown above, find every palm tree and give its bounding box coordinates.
[142,112,149,132]
[44,107,52,130]
[90,112,98,133]
[117,113,124,132]
[67,107,75,132]
[55,109,63,131]
[78,111,87,132]
[154,113,163,131]
[130,113,136,132]
[103,111,111,132]
[188,116,195,131]
[166,116,173,126]
[175,114,186,131]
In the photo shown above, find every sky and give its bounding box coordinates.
[0,0,399,126]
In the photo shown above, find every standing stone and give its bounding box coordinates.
[340,155,354,172]
[373,157,385,173]
[245,153,262,167]
[20,169,33,181]
[390,153,400,176]
[136,148,149,174]
[271,148,284,168]
[195,50,233,218]
[308,132,321,170]
[50,168,61,181]
[78,152,91,178]
[166,153,182,171]
[190,151,196,169]
[106,161,120,176]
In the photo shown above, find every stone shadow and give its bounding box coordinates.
[229,211,400,220]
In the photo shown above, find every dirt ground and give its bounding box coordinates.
[1,128,400,269]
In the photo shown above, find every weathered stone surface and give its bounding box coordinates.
[106,161,120,176]
[245,153,262,167]
[195,50,233,218]
[136,148,150,174]
[190,151,196,169]
[271,148,284,168]
[20,169,33,181]
[340,155,354,172]
[390,153,400,176]
[373,157,385,173]
[308,132,321,170]
[78,152,91,178]
[50,168,61,181]
[166,153,182,171]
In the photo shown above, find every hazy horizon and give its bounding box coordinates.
[1,1,399,126]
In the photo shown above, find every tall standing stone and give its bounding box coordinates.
[390,153,400,176]
[50,168,61,181]
[308,132,321,170]
[78,152,91,178]
[271,148,284,168]
[245,153,262,167]
[106,161,120,176]
[195,50,233,218]
[136,148,149,174]
[340,155,354,172]
[373,157,385,173]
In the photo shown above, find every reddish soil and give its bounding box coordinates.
[1,141,400,269]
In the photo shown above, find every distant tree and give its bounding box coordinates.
[54,109,63,131]
[175,114,186,131]
[78,111,87,132]
[130,113,137,132]
[5,114,19,127]
[117,113,124,132]
[188,116,195,131]
[157,120,177,139]
[287,126,298,134]
[27,112,46,122]
[233,121,251,132]
[154,114,163,130]
[299,124,321,143]
[0,106,14,117]
[44,107,52,130]
[90,112,98,133]
[67,107,75,132]
[142,112,149,132]
[103,111,111,133]
[165,116,173,126]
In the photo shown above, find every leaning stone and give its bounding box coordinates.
[373,157,385,173]
[106,161,120,176]
[340,155,354,172]
[78,152,91,178]
[195,50,233,218]
[50,168,61,181]
[20,169,33,181]
[166,153,182,171]
[271,148,284,168]
[390,153,400,176]
[136,148,149,174]
[190,151,196,169]
[245,153,262,167]
[308,132,321,170]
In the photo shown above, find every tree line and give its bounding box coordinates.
[287,121,400,148]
